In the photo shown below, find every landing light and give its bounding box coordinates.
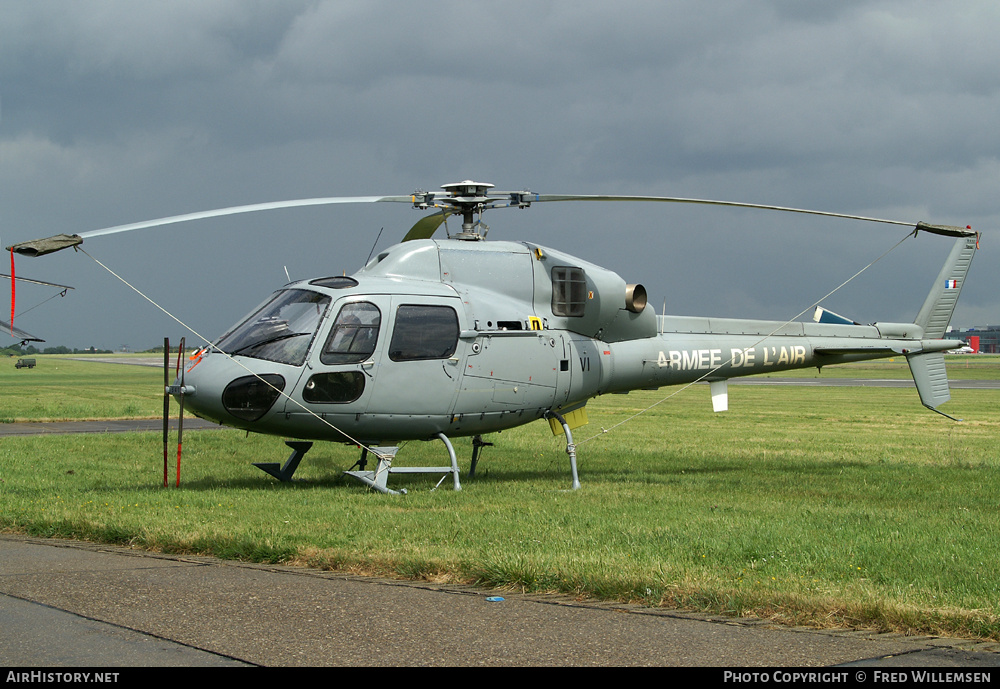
[222,374,285,422]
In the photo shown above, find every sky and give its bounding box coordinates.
[2,0,998,350]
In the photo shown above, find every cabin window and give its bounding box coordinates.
[302,371,365,404]
[388,305,459,361]
[551,266,587,317]
[309,276,359,289]
[321,302,381,365]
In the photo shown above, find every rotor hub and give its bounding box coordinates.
[410,181,534,239]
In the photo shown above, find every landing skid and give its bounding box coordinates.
[545,411,581,490]
[343,432,462,494]
[252,425,581,493]
[468,434,493,478]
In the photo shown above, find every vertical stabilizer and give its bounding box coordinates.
[914,236,977,338]
[906,235,976,419]
[906,351,951,411]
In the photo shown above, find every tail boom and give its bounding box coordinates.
[600,234,976,414]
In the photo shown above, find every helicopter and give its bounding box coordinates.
[7,181,978,494]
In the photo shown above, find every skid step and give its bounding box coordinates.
[343,433,461,494]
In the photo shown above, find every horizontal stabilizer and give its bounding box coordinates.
[814,344,901,355]
[812,306,858,326]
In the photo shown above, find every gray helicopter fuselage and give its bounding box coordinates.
[177,236,963,445]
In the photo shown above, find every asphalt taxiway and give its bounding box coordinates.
[1,535,998,667]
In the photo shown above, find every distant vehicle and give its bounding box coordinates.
[14,358,36,369]
[948,344,976,354]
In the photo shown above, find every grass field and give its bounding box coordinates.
[2,353,999,640]
[0,355,163,422]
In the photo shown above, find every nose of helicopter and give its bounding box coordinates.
[167,348,213,422]
[170,348,290,428]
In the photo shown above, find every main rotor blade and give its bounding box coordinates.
[6,194,414,256]
[530,194,919,228]
[0,318,43,343]
[0,273,74,290]
[79,195,413,239]
[402,210,452,242]
[7,184,976,259]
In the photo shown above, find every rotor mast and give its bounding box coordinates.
[446,181,492,238]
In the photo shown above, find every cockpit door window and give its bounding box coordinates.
[388,305,459,361]
[321,301,382,365]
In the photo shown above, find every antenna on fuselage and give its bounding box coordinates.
[366,227,385,264]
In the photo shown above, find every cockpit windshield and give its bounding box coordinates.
[215,289,330,366]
